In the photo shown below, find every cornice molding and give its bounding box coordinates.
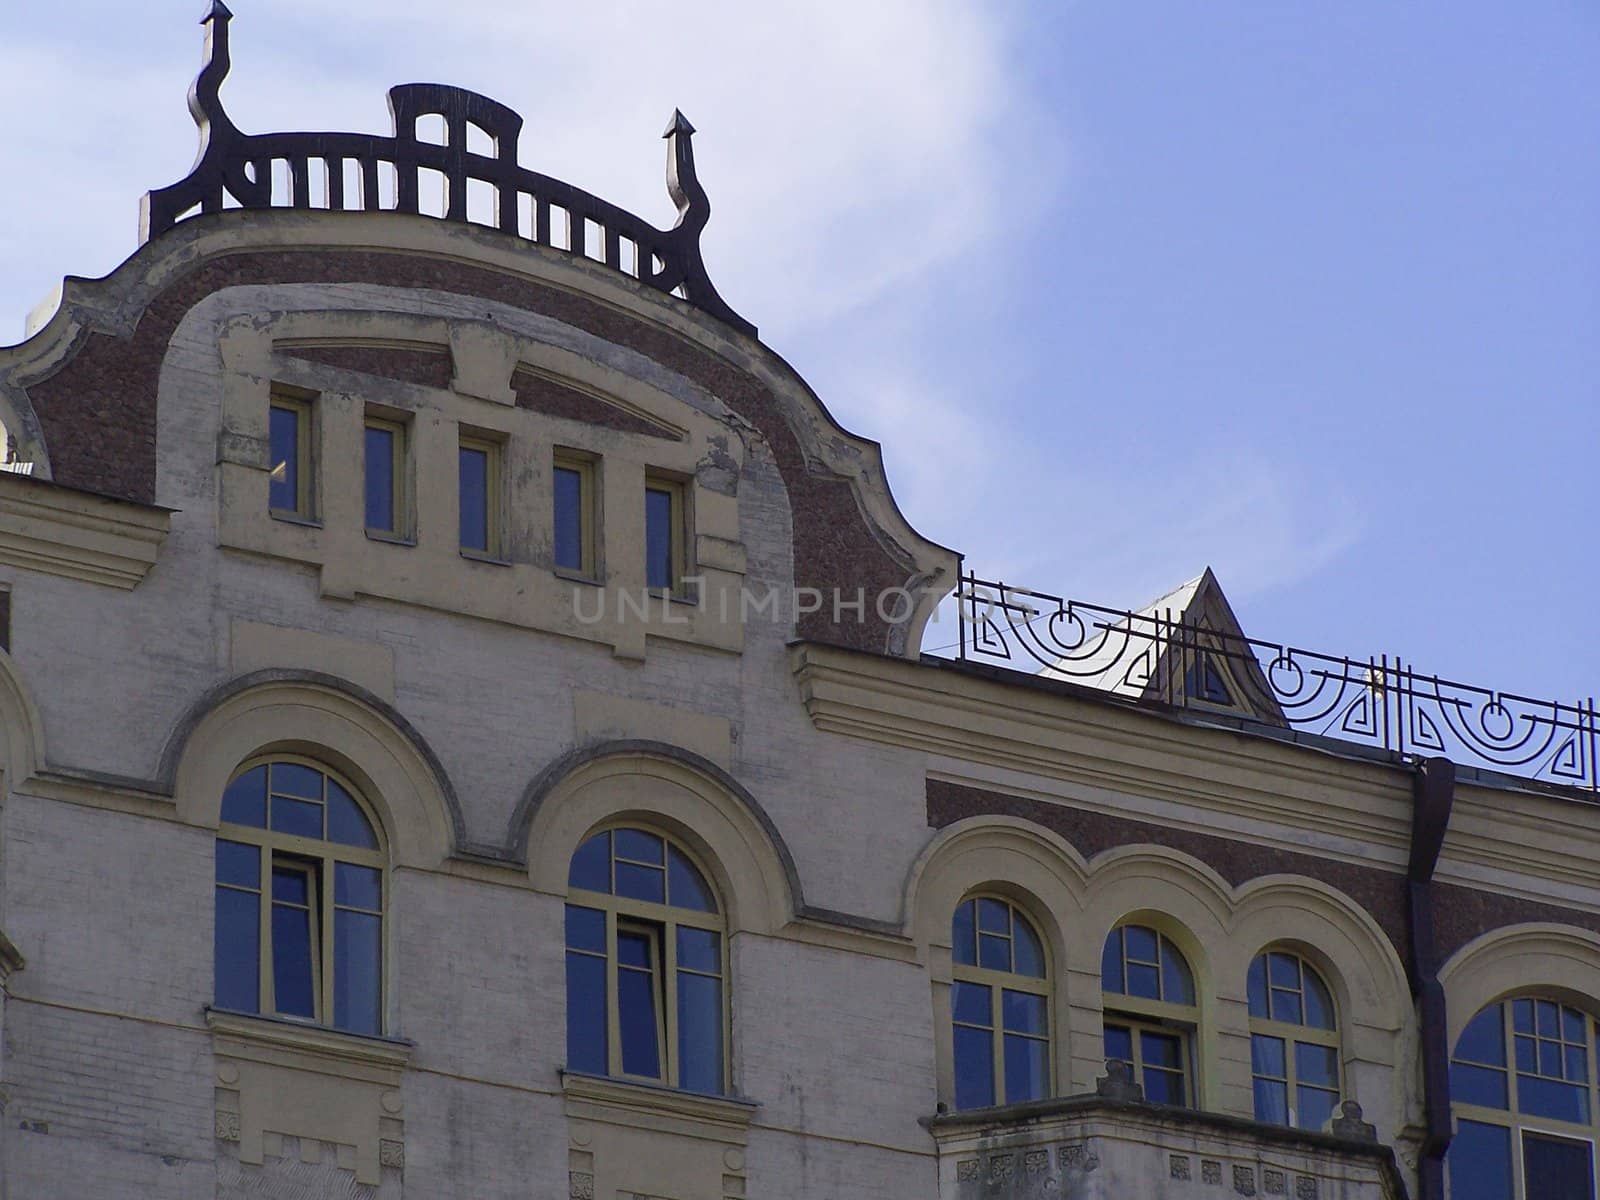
[0,474,170,589]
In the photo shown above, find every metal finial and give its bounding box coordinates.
[662,109,696,139]
[203,0,234,23]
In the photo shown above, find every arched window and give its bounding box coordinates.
[1447,996,1599,1199]
[950,895,1049,1110]
[1101,923,1196,1106]
[565,827,726,1095]
[1247,950,1340,1129]
[213,758,385,1035]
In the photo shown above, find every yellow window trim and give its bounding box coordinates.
[363,413,409,537]
[268,393,314,520]
[644,471,690,597]
[553,449,599,580]
[458,432,505,558]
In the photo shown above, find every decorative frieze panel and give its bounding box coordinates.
[209,1009,412,1188]
[928,1096,1404,1200]
[562,1071,757,1200]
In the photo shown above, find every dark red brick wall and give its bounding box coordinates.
[929,779,1600,970]
[511,368,673,439]
[283,344,453,390]
[24,245,910,651]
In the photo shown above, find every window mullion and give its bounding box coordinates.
[991,985,1006,1103]
[606,908,622,1077]
[663,919,681,1089]
[319,854,335,1026]
[258,846,273,1015]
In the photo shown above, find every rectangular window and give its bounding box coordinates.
[553,451,597,577]
[268,396,313,518]
[270,858,320,1020]
[458,435,501,556]
[364,416,406,537]
[1106,1018,1190,1107]
[616,920,666,1080]
[1522,1130,1594,1198]
[644,474,687,594]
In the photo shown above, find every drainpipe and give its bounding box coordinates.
[1406,756,1455,1200]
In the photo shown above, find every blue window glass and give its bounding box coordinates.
[615,828,664,864]
[1012,915,1045,979]
[676,970,723,1094]
[334,863,381,911]
[954,1024,995,1110]
[1446,1119,1513,1200]
[1247,954,1268,1017]
[569,832,611,893]
[459,444,490,552]
[214,879,260,1012]
[1297,1086,1339,1132]
[667,846,716,913]
[1254,1076,1289,1125]
[617,928,662,1078]
[566,944,608,1075]
[1451,1062,1510,1110]
[615,861,666,905]
[334,909,381,1034]
[326,780,378,849]
[565,905,607,953]
[1518,1074,1588,1125]
[554,464,584,571]
[364,424,397,532]
[677,926,720,975]
[272,762,323,799]
[271,865,316,1018]
[1457,1006,1508,1065]
[1523,1132,1594,1198]
[979,932,1012,972]
[216,839,260,888]
[1103,1023,1134,1066]
[269,404,301,512]
[1003,1033,1049,1104]
[645,485,675,590]
[1003,990,1047,1037]
[1101,928,1125,994]
[953,900,977,967]
[221,766,267,828]
[271,795,323,840]
[1161,940,1196,1005]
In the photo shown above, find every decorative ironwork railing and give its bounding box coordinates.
[956,572,1599,794]
[140,3,755,336]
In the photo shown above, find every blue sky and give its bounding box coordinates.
[2,3,1596,704]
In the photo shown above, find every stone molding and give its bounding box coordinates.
[208,1008,412,1187]
[563,1071,756,1200]
[0,473,170,590]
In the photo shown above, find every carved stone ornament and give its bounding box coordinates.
[214,1109,242,1143]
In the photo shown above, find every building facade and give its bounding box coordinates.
[2,11,1598,1199]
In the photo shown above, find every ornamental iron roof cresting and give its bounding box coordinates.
[141,2,755,337]
[956,572,1600,796]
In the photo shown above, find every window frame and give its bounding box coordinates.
[552,449,599,580]
[268,392,315,521]
[457,431,505,559]
[565,825,729,1094]
[1448,996,1600,1200]
[643,471,690,597]
[363,411,410,540]
[950,894,1052,1109]
[1101,923,1199,1107]
[1247,949,1342,1130]
[215,755,387,1034]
